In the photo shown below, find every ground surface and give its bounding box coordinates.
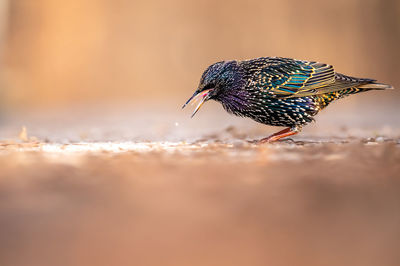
[0,107,400,266]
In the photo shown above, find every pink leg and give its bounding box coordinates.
[259,127,300,143]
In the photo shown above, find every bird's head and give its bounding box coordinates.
[182,60,242,117]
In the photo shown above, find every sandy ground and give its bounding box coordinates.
[0,106,400,266]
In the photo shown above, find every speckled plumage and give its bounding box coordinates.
[183,57,392,141]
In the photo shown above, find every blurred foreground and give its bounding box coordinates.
[1,139,400,266]
[0,108,400,266]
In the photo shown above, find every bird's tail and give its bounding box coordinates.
[358,81,394,90]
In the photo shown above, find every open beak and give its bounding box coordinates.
[182,89,212,118]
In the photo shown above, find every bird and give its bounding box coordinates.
[182,57,393,142]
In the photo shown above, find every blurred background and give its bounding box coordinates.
[0,0,398,142]
[0,0,399,111]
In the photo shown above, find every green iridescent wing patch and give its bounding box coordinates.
[247,57,379,99]
[255,60,337,97]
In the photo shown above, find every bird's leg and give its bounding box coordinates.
[259,126,301,143]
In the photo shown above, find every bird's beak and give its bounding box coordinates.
[182,89,213,118]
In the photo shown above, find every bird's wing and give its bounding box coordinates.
[248,58,369,98]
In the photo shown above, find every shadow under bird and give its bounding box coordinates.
[183,57,393,142]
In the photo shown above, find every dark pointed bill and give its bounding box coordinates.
[181,92,197,109]
[182,89,212,118]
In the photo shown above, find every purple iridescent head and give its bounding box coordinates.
[182,60,245,117]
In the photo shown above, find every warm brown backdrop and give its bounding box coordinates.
[1,0,399,110]
[1,3,400,266]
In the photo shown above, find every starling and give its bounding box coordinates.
[183,57,393,142]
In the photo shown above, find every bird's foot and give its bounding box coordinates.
[257,127,301,144]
